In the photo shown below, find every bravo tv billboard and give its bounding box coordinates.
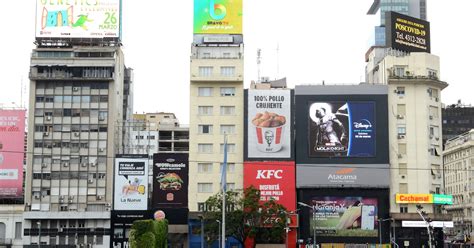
[153,153,188,208]
[194,0,242,34]
[0,110,25,198]
[245,90,293,160]
[386,11,430,53]
[243,161,295,210]
[36,0,121,39]
[114,155,149,210]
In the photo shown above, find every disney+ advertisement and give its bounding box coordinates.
[308,102,375,158]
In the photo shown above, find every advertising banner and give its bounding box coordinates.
[243,161,295,210]
[36,0,121,38]
[297,164,390,188]
[247,90,292,159]
[194,0,242,34]
[395,193,453,205]
[114,155,149,210]
[386,11,430,53]
[0,110,25,198]
[402,221,454,228]
[309,197,378,237]
[153,153,188,208]
[308,102,376,158]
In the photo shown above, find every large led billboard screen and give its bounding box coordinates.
[0,110,25,198]
[114,155,149,210]
[35,0,121,39]
[243,161,296,210]
[386,11,430,53]
[308,101,375,158]
[245,90,293,159]
[153,153,188,208]
[194,0,242,34]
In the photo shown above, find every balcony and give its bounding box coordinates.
[29,67,113,81]
[190,59,243,83]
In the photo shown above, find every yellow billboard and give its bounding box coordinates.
[194,0,242,34]
[395,194,433,204]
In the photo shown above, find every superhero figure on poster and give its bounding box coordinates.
[309,102,348,156]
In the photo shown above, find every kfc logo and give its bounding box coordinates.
[256,170,283,179]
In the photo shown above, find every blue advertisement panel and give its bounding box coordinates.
[308,102,375,158]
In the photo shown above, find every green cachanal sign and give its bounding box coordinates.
[433,194,453,205]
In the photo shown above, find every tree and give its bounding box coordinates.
[129,219,168,248]
[203,186,288,247]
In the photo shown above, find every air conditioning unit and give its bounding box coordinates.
[429,115,433,120]
[43,132,49,137]
[59,199,64,203]
[62,162,69,167]
[34,195,40,199]
[90,162,96,167]
[429,134,434,139]
[68,199,73,203]
[59,195,65,200]
[427,88,433,94]
[97,195,103,200]
[435,137,439,141]
[397,154,403,159]
[41,163,47,168]
[435,97,439,102]
[88,179,94,184]
[68,196,74,200]
[397,115,404,119]
[99,148,105,152]
[99,116,105,121]
[398,134,405,139]
[46,116,52,121]
[74,132,80,137]
[81,163,87,167]
[73,87,79,92]
[59,228,64,232]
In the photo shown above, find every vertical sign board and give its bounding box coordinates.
[36,0,121,38]
[194,0,243,34]
[114,155,149,210]
[0,110,25,198]
[153,154,189,208]
[386,11,430,53]
[246,90,292,159]
[243,161,296,211]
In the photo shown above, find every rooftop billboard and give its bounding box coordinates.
[194,0,242,34]
[114,155,149,210]
[0,110,25,198]
[35,0,121,39]
[386,11,431,53]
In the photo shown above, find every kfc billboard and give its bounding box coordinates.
[245,89,293,160]
[153,153,189,208]
[243,161,295,210]
[114,155,149,210]
[0,110,25,198]
[35,0,121,39]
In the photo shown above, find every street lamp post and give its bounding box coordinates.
[37,221,41,248]
[298,202,317,248]
[216,220,221,248]
[416,205,433,248]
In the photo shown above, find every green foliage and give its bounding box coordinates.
[203,186,288,246]
[129,219,168,248]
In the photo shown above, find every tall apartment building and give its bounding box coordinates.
[443,129,474,242]
[23,44,132,247]
[367,0,427,46]
[366,51,448,246]
[188,34,244,245]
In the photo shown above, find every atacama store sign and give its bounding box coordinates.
[396,194,453,205]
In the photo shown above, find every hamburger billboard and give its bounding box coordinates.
[386,11,430,53]
[245,89,293,160]
[153,153,188,208]
[114,155,149,210]
[35,0,121,39]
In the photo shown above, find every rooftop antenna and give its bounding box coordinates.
[257,49,262,82]
[276,43,280,79]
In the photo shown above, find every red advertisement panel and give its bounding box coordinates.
[243,161,296,211]
[0,110,25,197]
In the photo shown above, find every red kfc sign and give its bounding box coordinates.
[244,161,296,211]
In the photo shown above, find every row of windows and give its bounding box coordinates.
[198,106,235,115]
[33,172,106,180]
[35,124,108,133]
[35,109,108,118]
[36,82,109,90]
[197,182,235,193]
[198,87,236,97]
[198,143,236,153]
[197,163,236,174]
[32,156,106,165]
[34,140,106,149]
[198,66,236,77]
[198,124,235,135]
[36,95,108,103]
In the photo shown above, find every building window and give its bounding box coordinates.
[198,163,213,173]
[198,106,213,115]
[220,66,235,77]
[199,66,213,77]
[397,126,406,135]
[220,87,235,96]
[198,87,213,97]
[198,183,213,193]
[220,163,235,174]
[399,183,408,194]
[15,222,22,239]
[198,125,213,134]
[203,52,211,58]
[396,87,405,96]
[400,204,408,213]
[198,144,213,153]
[220,125,236,135]
[220,144,236,153]
[220,106,235,115]
[399,163,407,175]
[395,67,405,77]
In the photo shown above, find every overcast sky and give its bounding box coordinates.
[1,1,473,124]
